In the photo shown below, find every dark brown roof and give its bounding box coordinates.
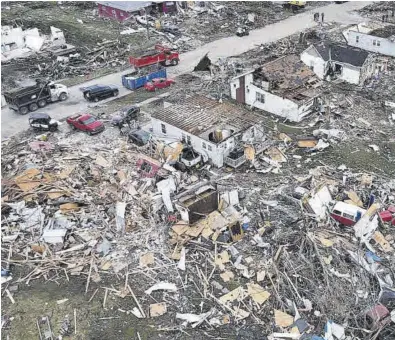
[369,25,395,38]
[151,95,264,137]
[256,54,321,101]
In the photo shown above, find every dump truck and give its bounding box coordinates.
[4,80,69,115]
[128,44,179,70]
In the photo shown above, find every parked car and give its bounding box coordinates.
[66,113,105,135]
[128,129,151,146]
[144,78,175,92]
[81,85,119,102]
[29,112,58,132]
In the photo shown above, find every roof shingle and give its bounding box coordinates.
[314,43,369,67]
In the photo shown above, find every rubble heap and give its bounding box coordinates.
[1,113,394,338]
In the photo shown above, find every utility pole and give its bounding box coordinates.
[144,8,149,39]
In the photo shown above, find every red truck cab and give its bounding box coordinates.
[66,114,105,135]
[129,44,179,69]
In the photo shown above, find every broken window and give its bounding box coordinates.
[208,145,212,151]
[334,63,343,75]
[343,212,355,221]
[161,123,166,134]
[112,9,116,16]
[187,135,191,145]
[256,92,265,103]
[140,161,152,173]
[181,134,186,143]
[292,93,309,101]
[356,35,359,43]
[202,142,207,149]
[373,40,377,46]
[377,40,381,47]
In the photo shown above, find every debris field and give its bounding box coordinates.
[1,1,395,340]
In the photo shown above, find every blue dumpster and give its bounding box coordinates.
[122,68,167,90]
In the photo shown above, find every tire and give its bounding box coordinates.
[88,131,93,136]
[171,58,179,66]
[38,99,47,108]
[59,92,68,101]
[29,103,39,112]
[19,106,29,115]
[113,90,119,97]
[49,125,57,132]
[69,124,76,130]
[94,97,99,102]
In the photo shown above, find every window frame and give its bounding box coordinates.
[161,123,167,134]
[256,92,265,103]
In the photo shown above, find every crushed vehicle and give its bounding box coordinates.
[330,201,366,226]
[81,85,119,102]
[28,112,58,132]
[236,27,250,37]
[111,105,141,127]
[4,80,68,115]
[66,113,105,135]
[144,78,175,91]
[128,128,151,146]
[162,23,181,36]
[129,44,180,69]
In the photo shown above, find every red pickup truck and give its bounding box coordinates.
[129,44,179,69]
[67,114,105,135]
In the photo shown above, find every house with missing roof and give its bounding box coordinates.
[150,95,270,168]
[97,1,177,22]
[230,55,322,122]
[301,43,377,85]
[343,22,395,57]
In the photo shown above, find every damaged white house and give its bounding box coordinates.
[343,22,395,58]
[150,95,270,168]
[230,55,322,122]
[1,25,68,61]
[301,42,377,85]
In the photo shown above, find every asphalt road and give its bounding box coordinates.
[1,1,371,138]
